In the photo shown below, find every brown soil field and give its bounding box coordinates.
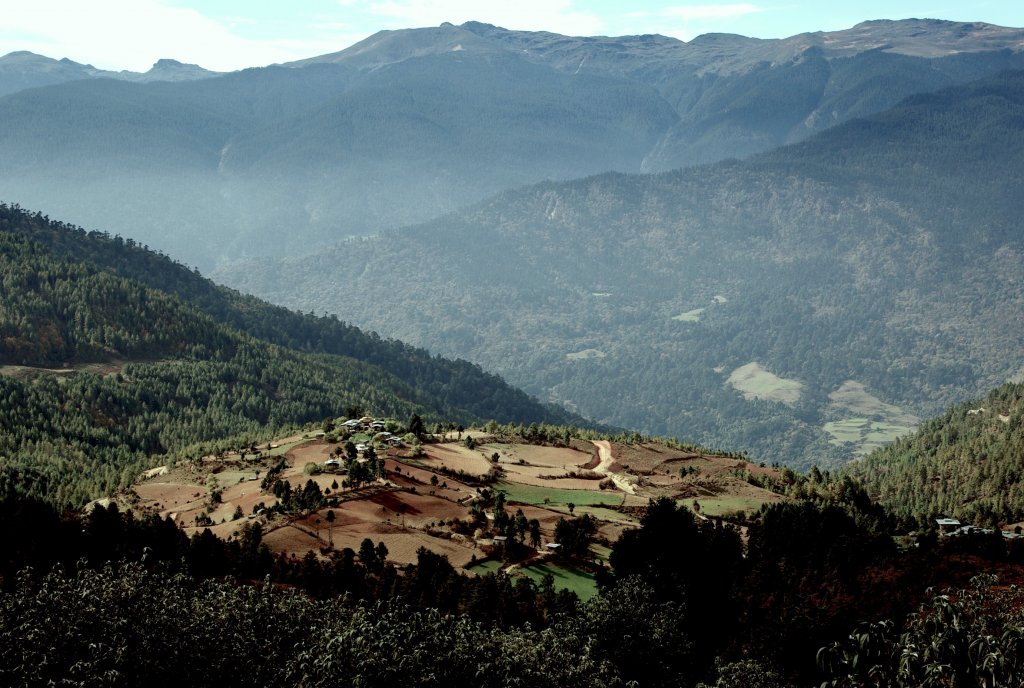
[134,481,209,526]
[419,443,492,476]
[482,442,606,489]
[486,443,594,469]
[274,509,479,568]
[497,466,606,490]
[613,443,779,481]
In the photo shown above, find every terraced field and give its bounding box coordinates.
[130,425,787,596]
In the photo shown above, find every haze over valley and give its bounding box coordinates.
[3,18,1024,468]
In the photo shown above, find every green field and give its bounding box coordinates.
[466,558,599,599]
[574,505,639,524]
[466,559,504,574]
[265,438,313,458]
[515,561,599,600]
[494,480,641,511]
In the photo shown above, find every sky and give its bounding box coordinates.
[2,0,1023,73]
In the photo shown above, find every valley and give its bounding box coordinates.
[219,70,1024,468]
[2,11,1024,687]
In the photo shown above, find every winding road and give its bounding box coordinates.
[590,440,638,495]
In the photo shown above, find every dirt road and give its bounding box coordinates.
[590,440,638,494]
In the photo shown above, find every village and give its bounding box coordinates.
[127,415,789,598]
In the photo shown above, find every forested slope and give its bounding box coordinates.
[0,205,583,507]
[846,382,1024,525]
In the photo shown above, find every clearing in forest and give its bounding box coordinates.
[726,362,803,405]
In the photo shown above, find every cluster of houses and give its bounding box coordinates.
[935,518,1024,540]
[324,417,405,469]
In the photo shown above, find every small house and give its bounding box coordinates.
[935,518,961,534]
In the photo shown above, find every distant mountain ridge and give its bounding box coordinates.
[0,50,218,97]
[300,19,1024,72]
[1,19,1023,270]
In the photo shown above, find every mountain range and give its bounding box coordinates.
[0,50,218,97]
[1,19,1023,269]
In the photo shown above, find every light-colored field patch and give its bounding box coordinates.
[486,443,592,469]
[823,418,914,456]
[824,381,919,456]
[420,442,492,477]
[727,362,803,405]
[828,381,919,423]
[672,308,705,322]
[713,295,728,304]
[485,443,605,488]
[264,502,478,568]
[566,348,607,360]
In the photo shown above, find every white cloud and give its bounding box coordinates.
[365,0,605,36]
[625,3,765,41]
[0,0,330,72]
[659,3,763,21]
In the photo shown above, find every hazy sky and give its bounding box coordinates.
[2,0,1023,72]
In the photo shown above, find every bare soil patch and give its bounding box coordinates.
[420,443,492,476]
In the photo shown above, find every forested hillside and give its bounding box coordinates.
[219,71,1024,469]
[846,382,1024,525]
[1,20,1023,269]
[0,205,582,507]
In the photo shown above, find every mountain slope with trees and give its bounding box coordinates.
[1,20,1023,269]
[0,204,583,507]
[218,71,1024,469]
[845,382,1024,525]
